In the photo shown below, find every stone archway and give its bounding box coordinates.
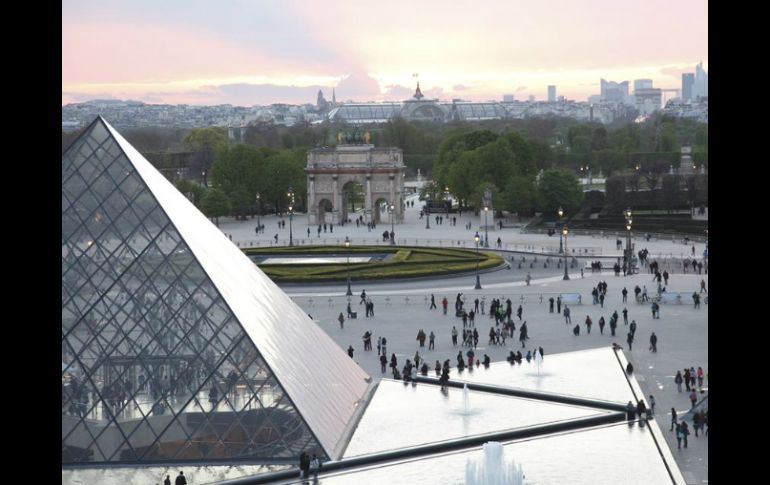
[341,181,365,222]
[373,197,390,224]
[317,199,333,224]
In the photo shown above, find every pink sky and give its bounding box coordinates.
[62,0,708,106]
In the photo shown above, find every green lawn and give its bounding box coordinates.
[244,246,503,283]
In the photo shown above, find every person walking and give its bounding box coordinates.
[175,471,187,485]
[379,353,387,373]
[622,287,628,303]
[648,395,656,415]
[670,407,677,431]
[585,315,592,334]
[347,346,354,358]
[525,272,531,286]
[675,371,683,392]
[517,305,523,320]
[563,306,571,324]
[556,296,562,314]
[429,331,435,350]
[626,332,634,351]
[381,336,387,356]
[164,475,171,485]
[451,326,458,346]
[598,316,605,335]
[684,368,691,392]
[442,297,448,315]
[622,307,628,325]
[680,421,690,448]
[689,389,698,409]
[700,279,707,293]
[676,423,683,449]
[649,332,658,352]
[338,312,345,329]
[697,366,704,388]
[609,315,617,336]
[430,294,437,309]
[549,297,554,313]
[599,293,605,308]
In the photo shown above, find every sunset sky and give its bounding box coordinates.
[62,0,708,106]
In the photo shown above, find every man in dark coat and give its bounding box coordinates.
[175,471,187,485]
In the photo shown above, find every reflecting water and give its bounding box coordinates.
[453,347,634,404]
[322,424,674,485]
[62,463,289,485]
[343,380,609,458]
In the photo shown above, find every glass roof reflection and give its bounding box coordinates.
[316,423,678,485]
[452,347,635,404]
[343,379,611,458]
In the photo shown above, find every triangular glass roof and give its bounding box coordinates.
[62,117,370,464]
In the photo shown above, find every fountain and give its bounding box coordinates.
[465,441,527,485]
[463,383,471,414]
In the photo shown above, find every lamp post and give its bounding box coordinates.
[287,188,295,247]
[389,203,395,245]
[474,232,482,289]
[558,206,564,253]
[201,170,206,188]
[562,226,570,280]
[345,236,353,296]
[256,192,261,233]
[624,208,633,273]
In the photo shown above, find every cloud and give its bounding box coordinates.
[660,65,693,79]
[335,71,381,99]
[423,87,444,99]
[452,84,470,91]
[383,84,414,98]
[515,86,527,92]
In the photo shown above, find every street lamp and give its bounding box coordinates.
[256,192,261,234]
[483,206,490,248]
[558,206,564,253]
[389,203,395,245]
[562,226,570,280]
[201,170,206,188]
[287,188,295,247]
[624,208,633,273]
[474,232,482,289]
[345,236,353,296]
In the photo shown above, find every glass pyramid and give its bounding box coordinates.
[62,118,370,465]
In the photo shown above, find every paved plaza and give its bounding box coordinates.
[213,193,708,484]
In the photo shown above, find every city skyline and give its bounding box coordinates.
[63,0,708,106]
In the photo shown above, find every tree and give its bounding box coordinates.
[504,176,537,218]
[183,127,229,179]
[200,188,231,226]
[661,174,681,213]
[175,179,204,208]
[605,176,627,212]
[503,131,537,176]
[537,169,583,213]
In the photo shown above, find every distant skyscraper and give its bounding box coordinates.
[503,94,514,102]
[600,79,629,103]
[548,85,556,103]
[693,62,708,99]
[634,79,653,91]
[681,73,694,100]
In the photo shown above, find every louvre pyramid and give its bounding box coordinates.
[62,117,370,465]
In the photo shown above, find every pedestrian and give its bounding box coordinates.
[697,366,704,388]
[629,320,637,336]
[549,297,554,313]
[347,345,354,358]
[442,297,448,315]
[175,471,187,485]
[649,332,658,352]
[599,293,604,308]
[517,305,523,320]
[430,294,437,309]
[622,287,628,303]
[670,407,677,431]
[689,389,698,408]
[381,336,387,356]
[310,454,321,480]
[700,279,707,293]
[429,331,435,350]
[380,353,387,373]
[338,312,345,329]
[626,401,636,422]
[164,475,171,485]
[598,316,605,335]
[525,272,531,286]
[680,421,690,448]
[451,326,458,346]
[585,315,592,334]
[622,307,628,325]
[626,332,634,351]
[648,395,656,415]
[556,296,562,314]
[684,368,691,391]
[676,423,683,449]
[675,371,683,392]
[564,306,571,324]
[609,315,617,336]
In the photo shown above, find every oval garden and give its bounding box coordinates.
[244,245,504,283]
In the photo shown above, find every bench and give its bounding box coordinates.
[559,293,582,305]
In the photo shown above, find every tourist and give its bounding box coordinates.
[429,331,435,350]
[622,287,628,303]
[626,362,634,374]
[442,297,448,315]
[451,326,458,346]
[675,371,684,392]
[680,421,690,448]
[622,307,628,325]
[379,354,387,373]
[626,332,634,351]
[381,337,387,356]
[670,407,678,431]
[700,279,707,293]
[164,476,171,485]
[684,368,692,392]
[676,423,683,449]
[585,315,592,334]
[310,454,321,480]
[175,471,187,485]
[598,316,605,335]
[648,395,656,415]
[629,320,637,336]
[649,332,658,352]
[557,296,562,314]
[347,346,354,358]
[564,305,571,324]
[430,294,437,309]
[338,313,345,329]
[689,389,698,408]
[360,290,367,304]
[549,297,554,313]
[573,324,580,336]
[697,367,704,388]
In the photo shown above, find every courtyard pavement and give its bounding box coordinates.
[212,194,709,484]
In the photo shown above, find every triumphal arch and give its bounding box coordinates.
[306,132,405,225]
